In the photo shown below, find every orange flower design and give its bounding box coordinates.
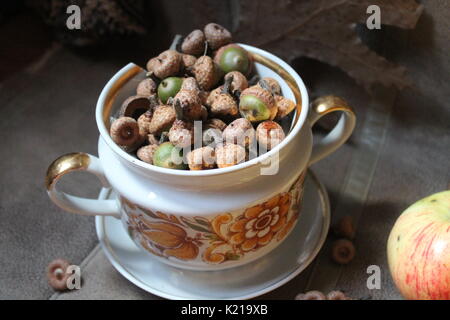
[122,171,305,265]
[228,193,291,252]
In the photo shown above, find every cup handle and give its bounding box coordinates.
[46,152,121,218]
[307,96,356,165]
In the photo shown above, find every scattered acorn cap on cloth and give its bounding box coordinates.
[47,259,71,291]
[295,290,326,300]
[295,290,352,300]
[331,238,356,264]
[333,215,355,239]
[109,23,297,170]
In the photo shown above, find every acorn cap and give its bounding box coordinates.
[240,85,277,120]
[119,95,151,119]
[148,105,177,135]
[168,119,194,148]
[136,78,157,96]
[181,54,197,71]
[225,71,248,92]
[275,95,296,120]
[256,120,285,150]
[210,93,238,118]
[146,50,182,79]
[174,89,203,121]
[192,56,223,90]
[222,118,255,148]
[205,118,227,131]
[137,110,153,137]
[110,117,141,147]
[181,29,206,55]
[215,143,246,168]
[206,86,223,106]
[137,144,158,164]
[204,23,232,50]
[187,146,216,170]
[181,77,200,93]
[258,77,281,95]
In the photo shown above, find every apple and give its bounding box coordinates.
[387,190,450,300]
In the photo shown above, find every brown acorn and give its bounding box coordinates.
[214,44,252,76]
[110,117,141,147]
[239,85,277,122]
[168,119,194,148]
[146,50,182,79]
[210,75,239,118]
[256,120,285,150]
[147,133,160,145]
[222,118,255,148]
[206,86,223,106]
[205,118,227,131]
[204,23,232,50]
[186,146,216,170]
[191,56,223,90]
[200,105,209,121]
[199,90,210,106]
[203,119,226,147]
[274,95,296,120]
[181,54,197,71]
[136,78,157,97]
[203,128,223,147]
[119,95,151,119]
[215,143,246,168]
[181,29,206,55]
[137,144,158,164]
[137,110,153,137]
[174,89,203,121]
[181,77,200,93]
[224,71,248,93]
[148,105,177,135]
[258,77,281,95]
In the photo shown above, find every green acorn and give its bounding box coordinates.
[239,85,276,122]
[214,44,251,75]
[153,142,187,170]
[158,77,183,104]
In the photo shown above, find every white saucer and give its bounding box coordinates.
[96,171,330,300]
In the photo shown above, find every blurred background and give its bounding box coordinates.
[0,0,448,299]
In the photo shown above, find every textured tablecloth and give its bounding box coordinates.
[1,3,449,299]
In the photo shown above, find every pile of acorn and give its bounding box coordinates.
[109,23,296,170]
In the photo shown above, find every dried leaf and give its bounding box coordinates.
[235,0,423,91]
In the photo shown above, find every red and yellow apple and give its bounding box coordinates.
[387,190,450,300]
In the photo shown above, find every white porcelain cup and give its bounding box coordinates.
[46,45,355,271]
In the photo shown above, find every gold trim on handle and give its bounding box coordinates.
[45,152,91,190]
[309,95,354,124]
